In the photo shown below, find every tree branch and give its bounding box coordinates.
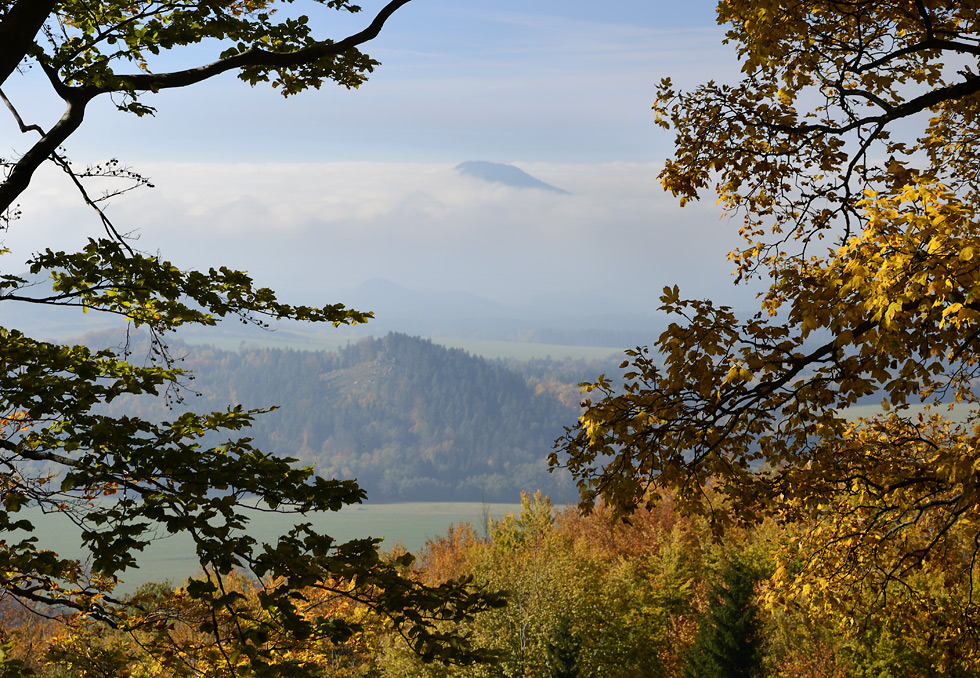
[0,0,60,86]
[760,74,980,139]
[0,88,95,214]
[106,0,411,94]
[0,0,413,215]
[0,88,45,135]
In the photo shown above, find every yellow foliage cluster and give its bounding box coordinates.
[557,1,980,668]
[24,573,388,678]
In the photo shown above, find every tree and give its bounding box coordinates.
[543,616,580,678]
[682,559,762,678]
[384,494,701,678]
[0,2,502,675]
[553,0,980,668]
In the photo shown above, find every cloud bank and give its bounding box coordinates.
[7,161,757,316]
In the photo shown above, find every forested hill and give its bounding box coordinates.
[107,333,601,502]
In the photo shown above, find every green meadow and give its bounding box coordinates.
[25,502,523,592]
[180,325,624,361]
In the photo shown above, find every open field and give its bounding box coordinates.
[428,337,623,360]
[26,502,524,592]
[181,327,625,361]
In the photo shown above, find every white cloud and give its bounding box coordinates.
[6,160,756,313]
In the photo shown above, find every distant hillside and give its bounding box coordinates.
[102,333,587,502]
[456,161,571,194]
[4,274,666,353]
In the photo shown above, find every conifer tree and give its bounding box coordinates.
[545,615,580,678]
[555,2,980,666]
[682,560,762,678]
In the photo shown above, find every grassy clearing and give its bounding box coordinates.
[181,326,625,361]
[428,337,623,361]
[24,502,524,592]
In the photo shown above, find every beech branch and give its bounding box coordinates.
[0,0,412,215]
[0,0,60,86]
[0,88,95,214]
[108,0,411,94]
[760,74,980,139]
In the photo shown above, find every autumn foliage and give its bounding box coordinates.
[554,0,980,671]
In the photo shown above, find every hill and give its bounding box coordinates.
[455,160,571,194]
[101,333,600,502]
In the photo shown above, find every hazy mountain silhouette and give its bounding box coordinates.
[456,161,571,194]
[348,278,509,319]
[4,269,666,351]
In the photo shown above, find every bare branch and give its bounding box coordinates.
[0,88,45,135]
[50,153,137,254]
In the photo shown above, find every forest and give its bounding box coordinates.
[94,331,603,503]
[5,491,972,677]
[4,0,980,676]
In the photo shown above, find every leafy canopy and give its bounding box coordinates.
[0,1,502,675]
[554,0,980,667]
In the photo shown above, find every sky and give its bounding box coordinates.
[3,1,761,328]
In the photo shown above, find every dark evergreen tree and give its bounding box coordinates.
[545,615,580,678]
[683,559,763,678]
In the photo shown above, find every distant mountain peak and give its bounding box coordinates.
[455,161,571,195]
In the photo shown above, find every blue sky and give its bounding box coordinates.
[60,0,729,163]
[6,1,760,324]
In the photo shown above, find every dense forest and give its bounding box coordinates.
[97,332,615,502]
[8,0,980,675]
[8,492,969,677]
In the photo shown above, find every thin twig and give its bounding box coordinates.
[49,152,137,255]
[0,88,45,135]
